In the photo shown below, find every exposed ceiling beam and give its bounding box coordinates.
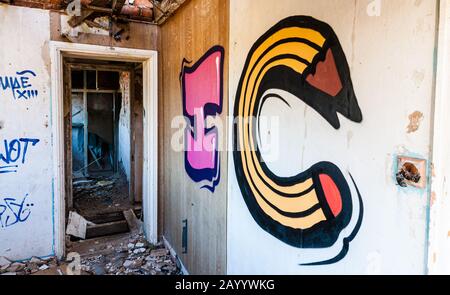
[67,0,111,28]
[112,0,126,14]
[152,0,187,25]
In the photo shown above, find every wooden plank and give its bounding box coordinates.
[82,209,142,224]
[160,0,229,275]
[68,9,95,28]
[129,69,136,204]
[86,220,129,239]
[132,68,144,203]
[123,209,142,233]
[67,0,110,28]
[51,11,159,50]
[69,63,133,72]
[113,0,127,14]
[63,62,74,212]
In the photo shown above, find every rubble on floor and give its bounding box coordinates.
[79,232,180,275]
[73,171,132,217]
[0,255,62,275]
[0,233,180,276]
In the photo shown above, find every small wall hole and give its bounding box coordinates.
[397,162,421,187]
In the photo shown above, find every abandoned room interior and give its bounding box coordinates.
[66,60,143,233]
[1,0,450,276]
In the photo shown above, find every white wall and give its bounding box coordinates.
[428,0,450,275]
[228,0,437,274]
[0,5,54,260]
[118,72,131,180]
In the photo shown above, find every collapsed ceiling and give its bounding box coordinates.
[1,0,187,25]
[67,0,187,25]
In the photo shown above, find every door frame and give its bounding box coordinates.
[428,0,450,274]
[49,41,158,258]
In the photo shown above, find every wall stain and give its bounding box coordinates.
[407,111,424,133]
[412,70,425,88]
[347,130,354,149]
[430,191,436,207]
[41,41,51,77]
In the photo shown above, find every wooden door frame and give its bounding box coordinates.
[50,41,158,258]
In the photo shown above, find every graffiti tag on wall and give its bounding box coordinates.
[0,70,39,99]
[0,138,40,174]
[180,46,224,192]
[233,16,364,265]
[0,194,33,228]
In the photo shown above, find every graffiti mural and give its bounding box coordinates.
[180,46,224,192]
[0,194,33,228]
[0,138,40,174]
[0,70,39,100]
[233,16,364,265]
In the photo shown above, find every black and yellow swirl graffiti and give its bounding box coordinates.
[233,16,364,264]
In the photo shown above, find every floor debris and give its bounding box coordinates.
[73,171,133,217]
[66,211,96,239]
[0,233,180,276]
[123,209,143,234]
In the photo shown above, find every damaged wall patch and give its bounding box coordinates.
[407,111,424,133]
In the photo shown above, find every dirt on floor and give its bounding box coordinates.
[73,170,134,217]
[0,169,181,276]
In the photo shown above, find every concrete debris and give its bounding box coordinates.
[66,211,95,239]
[7,262,25,272]
[97,180,115,187]
[0,236,178,276]
[0,256,11,268]
[30,257,45,265]
[73,172,131,217]
[39,264,49,271]
[0,257,66,275]
[78,233,180,275]
[133,248,146,254]
[123,260,134,268]
[151,249,169,257]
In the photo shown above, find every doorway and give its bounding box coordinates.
[66,61,142,231]
[50,42,158,258]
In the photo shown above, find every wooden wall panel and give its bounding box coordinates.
[160,0,229,275]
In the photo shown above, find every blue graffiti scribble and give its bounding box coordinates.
[0,70,38,99]
[0,194,33,228]
[0,138,40,174]
[0,165,18,174]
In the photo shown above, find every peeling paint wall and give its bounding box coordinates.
[227,0,438,274]
[0,6,54,260]
[119,71,131,180]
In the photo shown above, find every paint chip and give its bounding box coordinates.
[407,111,424,133]
[430,192,436,207]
